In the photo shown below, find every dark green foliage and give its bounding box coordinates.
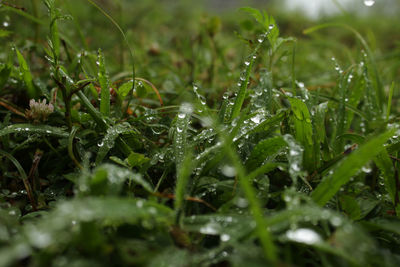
[1,1,400,266]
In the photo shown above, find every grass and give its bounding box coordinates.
[1,0,400,266]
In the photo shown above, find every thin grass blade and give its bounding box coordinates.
[312,129,396,206]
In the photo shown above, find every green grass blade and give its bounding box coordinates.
[288,98,314,171]
[44,0,60,62]
[214,118,277,262]
[230,55,256,120]
[0,50,12,89]
[0,5,45,25]
[0,150,28,180]
[386,82,395,121]
[85,0,136,109]
[95,124,131,165]
[76,90,108,131]
[97,49,110,116]
[174,103,192,170]
[312,129,396,206]
[222,139,277,262]
[304,23,383,110]
[245,136,286,169]
[374,150,397,204]
[174,151,194,217]
[0,124,68,138]
[16,48,38,98]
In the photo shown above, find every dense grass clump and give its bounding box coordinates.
[1,0,400,266]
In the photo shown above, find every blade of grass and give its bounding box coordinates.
[374,150,397,205]
[16,48,38,98]
[85,0,136,114]
[97,49,110,116]
[312,129,396,206]
[174,150,194,222]
[288,98,314,172]
[68,126,83,170]
[212,117,277,262]
[0,150,36,210]
[386,82,395,121]
[304,23,383,110]
[0,124,69,138]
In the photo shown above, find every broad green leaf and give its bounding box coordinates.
[117,80,133,100]
[312,129,395,206]
[127,152,150,169]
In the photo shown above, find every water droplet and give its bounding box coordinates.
[97,141,104,147]
[330,216,342,227]
[3,21,9,27]
[200,223,220,235]
[221,165,236,177]
[268,24,274,30]
[291,163,300,172]
[220,234,231,242]
[178,113,186,119]
[177,127,183,133]
[244,61,250,66]
[8,210,16,216]
[236,198,249,208]
[364,0,375,6]
[136,200,144,208]
[286,228,322,245]
[362,165,372,173]
[250,114,263,124]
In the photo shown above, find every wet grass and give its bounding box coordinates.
[1,0,400,266]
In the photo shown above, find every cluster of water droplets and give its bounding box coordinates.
[174,102,193,165]
[97,123,130,149]
[187,215,238,243]
[283,135,306,185]
[192,84,207,112]
[231,109,268,144]
[331,57,343,74]
[257,24,275,43]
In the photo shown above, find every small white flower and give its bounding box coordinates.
[26,99,54,123]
